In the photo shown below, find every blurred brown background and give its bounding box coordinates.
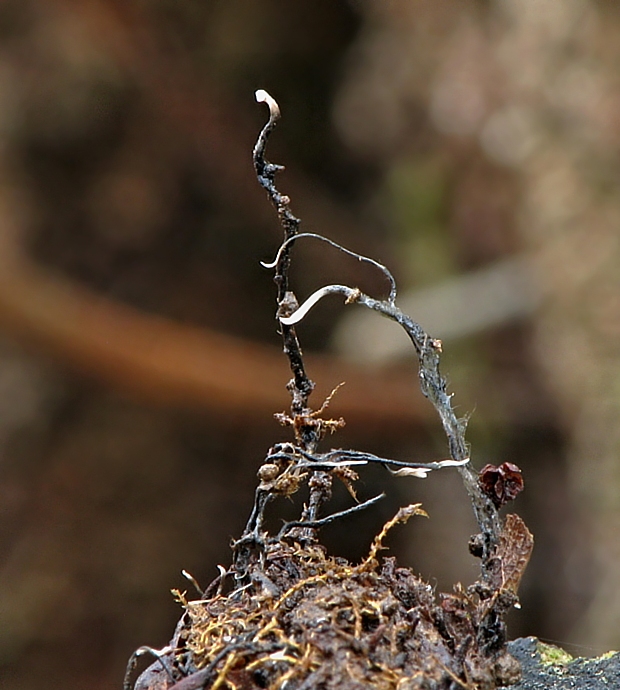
[0,1,619,688]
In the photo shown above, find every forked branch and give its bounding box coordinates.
[254,89,502,578]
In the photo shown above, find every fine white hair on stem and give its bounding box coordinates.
[261,232,397,304]
[255,89,280,120]
[278,284,356,325]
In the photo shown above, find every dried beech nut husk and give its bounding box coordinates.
[478,462,524,508]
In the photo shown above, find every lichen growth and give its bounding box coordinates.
[537,642,574,666]
[596,651,618,661]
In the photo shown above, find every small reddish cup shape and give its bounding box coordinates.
[478,462,524,509]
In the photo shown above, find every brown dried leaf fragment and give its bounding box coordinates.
[489,513,534,596]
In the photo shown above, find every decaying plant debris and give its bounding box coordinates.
[125,91,534,690]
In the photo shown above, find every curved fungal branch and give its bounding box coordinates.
[277,284,356,326]
[261,232,397,305]
[277,281,503,559]
[324,450,469,476]
[287,447,468,477]
[277,492,386,540]
[123,645,175,690]
[279,284,356,326]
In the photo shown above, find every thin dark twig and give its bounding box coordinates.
[254,89,331,539]
[233,487,274,578]
[243,486,274,536]
[201,573,224,600]
[199,639,255,680]
[254,90,314,415]
[278,493,386,540]
[295,460,367,469]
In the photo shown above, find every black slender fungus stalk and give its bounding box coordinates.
[252,90,330,541]
[253,90,315,420]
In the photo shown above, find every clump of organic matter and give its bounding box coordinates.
[128,508,529,690]
[125,91,533,690]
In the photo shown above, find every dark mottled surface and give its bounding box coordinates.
[509,637,620,690]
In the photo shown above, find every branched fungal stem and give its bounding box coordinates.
[274,446,468,474]
[261,232,398,304]
[125,90,532,690]
[278,282,503,565]
[253,89,314,415]
[253,89,329,543]
[254,89,502,581]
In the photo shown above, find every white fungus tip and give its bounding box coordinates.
[390,467,430,479]
[255,89,280,119]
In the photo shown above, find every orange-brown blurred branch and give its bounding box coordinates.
[0,0,429,428]
[0,199,426,425]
